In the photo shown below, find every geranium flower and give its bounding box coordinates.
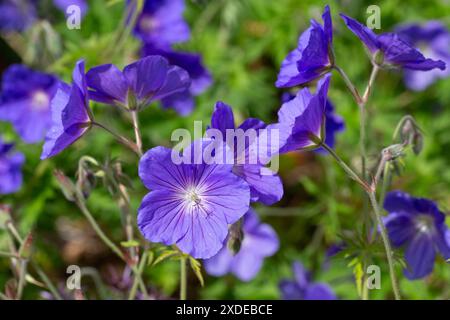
[41,60,91,159]
[279,261,336,300]
[142,44,212,116]
[204,208,279,281]
[209,101,286,205]
[137,141,250,259]
[383,191,450,279]
[133,0,190,47]
[0,138,24,194]
[86,55,190,110]
[277,74,331,153]
[340,14,446,71]
[276,5,333,88]
[281,92,344,152]
[0,64,59,143]
[0,0,36,32]
[396,21,450,91]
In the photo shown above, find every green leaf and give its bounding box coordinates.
[120,240,140,248]
[189,256,204,287]
[152,250,180,266]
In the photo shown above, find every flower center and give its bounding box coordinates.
[32,90,50,110]
[139,15,159,32]
[185,188,202,206]
[414,214,434,234]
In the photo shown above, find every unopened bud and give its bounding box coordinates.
[54,169,77,202]
[227,221,244,255]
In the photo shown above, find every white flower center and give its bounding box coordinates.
[32,90,50,110]
[414,215,434,234]
[184,187,202,206]
[139,15,159,32]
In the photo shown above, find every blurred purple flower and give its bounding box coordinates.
[395,21,450,91]
[133,0,190,48]
[41,60,91,159]
[276,5,333,88]
[383,191,450,280]
[209,101,286,205]
[278,74,331,153]
[340,14,446,72]
[279,261,336,300]
[281,92,344,152]
[0,138,24,194]
[143,44,212,116]
[137,141,250,259]
[53,0,88,17]
[0,0,36,32]
[86,55,190,110]
[204,208,279,281]
[0,64,59,143]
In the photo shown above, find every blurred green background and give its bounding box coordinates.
[0,0,449,300]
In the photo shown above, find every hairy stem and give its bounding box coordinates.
[128,250,149,300]
[180,256,187,300]
[92,122,142,156]
[131,110,143,155]
[367,192,401,300]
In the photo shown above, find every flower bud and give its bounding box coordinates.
[53,169,77,202]
[227,220,244,255]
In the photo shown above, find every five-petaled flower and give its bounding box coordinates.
[340,13,446,72]
[0,64,59,143]
[276,5,333,88]
[204,208,279,281]
[137,141,250,259]
[86,55,190,111]
[396,21,450,91]
[41,60,91,159]
[277,74,331,153]
[383,191,450,280]
[0,137,24,194]
[279,261,337,300]
[209,101,286,205]
[133,0,190,48]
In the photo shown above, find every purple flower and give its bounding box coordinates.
[209,101,285,205]
[137,141,250,259]
[383,191,450,280]
[276,5,333,88]
[0,0,36,32]
[143,44,212,116]
[279,262,336,300]
[86,55,190,111]
[395,21,450,91]
[340,14,446,72]
[278,74,331,153]
[204,209,279,281]
[53,0,88,17]
[41,60,91,159]
[0,64,59,143]
[281,92,344,152]
[0,138,24,194]
[133,0,190,48]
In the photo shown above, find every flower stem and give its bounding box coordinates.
[130,110,143,155]
[333,66,362,104]
[92,121,142,156]
[180,256,187,300]
[16,259,28,299]
[31,262,63,300]
[367,191,401,300]
[128,250,149,300]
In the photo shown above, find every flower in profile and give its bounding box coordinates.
[86,55,190,110]
[281,92,344,152]
[395,21,450,91]
[204,208,279,281]
[133,0,190,48]
[383,191,450,280]
[279,261,336,300]
[0,0,36,32]
[142,44,212,116]
[340,14,446,72]
[0,138,24,194]
[277,74,331,153]
[41,60,91,159]
[276,5,333,88]
[209,101,286,205]
[0,64,59,143]
[137,141,250,259]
